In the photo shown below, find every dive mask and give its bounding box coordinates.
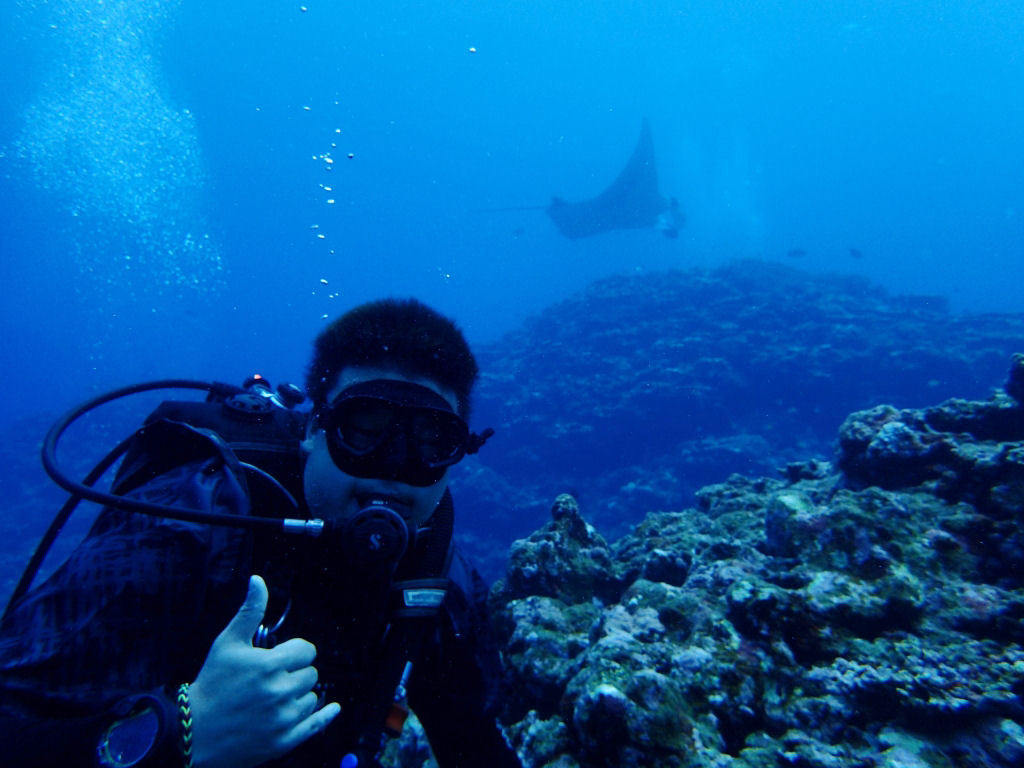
[318,379,475,487]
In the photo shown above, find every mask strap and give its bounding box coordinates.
[464,427,495,455]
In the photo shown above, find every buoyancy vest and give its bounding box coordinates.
[117,389,457,766]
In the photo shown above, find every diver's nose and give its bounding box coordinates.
[380,433,409,477]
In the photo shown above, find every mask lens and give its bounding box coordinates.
[321,381,469,486]
[331,397,397,454]
[409,410,468,467]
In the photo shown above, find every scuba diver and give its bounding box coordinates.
[0,298,522,768]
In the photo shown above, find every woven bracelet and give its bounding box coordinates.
[177,683,194,768]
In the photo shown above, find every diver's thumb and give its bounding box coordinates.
[222,574,268,646]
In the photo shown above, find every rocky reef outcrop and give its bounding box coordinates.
[458,262,1024,580]
[488,355,1024,767]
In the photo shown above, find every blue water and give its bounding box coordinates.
[1,1,1022,460]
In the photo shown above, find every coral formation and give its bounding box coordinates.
[489,357,1024,767]
[458,262,1024,579]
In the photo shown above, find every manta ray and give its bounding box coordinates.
[546,119,681,239]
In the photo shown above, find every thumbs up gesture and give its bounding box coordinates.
[188,575,341,768]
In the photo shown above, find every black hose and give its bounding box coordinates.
[4,379,325,619]
[39,380,312,534]
[3,433,136,619]
[40,379,224,496]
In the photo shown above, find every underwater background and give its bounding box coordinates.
[2,2,1024,766]
[2,0,1023,417]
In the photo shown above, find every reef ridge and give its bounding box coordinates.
[488,355,1024,767]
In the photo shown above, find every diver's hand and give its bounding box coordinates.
[188,575,340,768]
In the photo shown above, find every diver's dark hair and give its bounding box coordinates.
[306,298,478,417]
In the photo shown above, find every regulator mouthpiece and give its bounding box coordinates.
[338,498,411,571]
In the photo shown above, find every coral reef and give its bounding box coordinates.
[459,262,1024,572]
[489,357,1024,767]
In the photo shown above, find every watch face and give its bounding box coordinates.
[98,706,160,767]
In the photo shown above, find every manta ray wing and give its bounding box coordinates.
[546,119,669,239]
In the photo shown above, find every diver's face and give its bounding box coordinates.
[302,366,457,529]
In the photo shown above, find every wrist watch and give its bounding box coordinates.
[97,694,167,768]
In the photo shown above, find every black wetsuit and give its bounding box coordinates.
[0,422,519,767]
